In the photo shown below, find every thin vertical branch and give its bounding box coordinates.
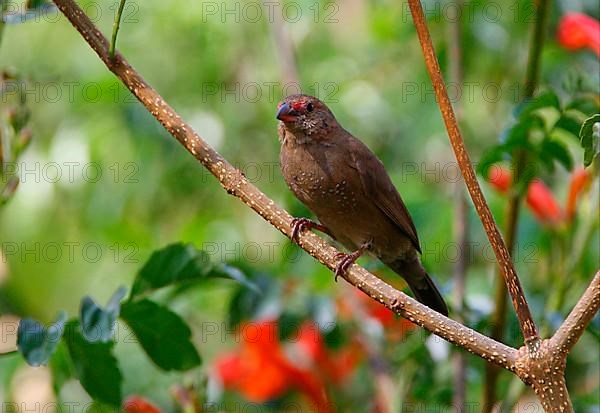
[109,0,127,59]
[523,0,550,99]
[484,0,550,409]
[447,0,468,409]
[405,0,540,351]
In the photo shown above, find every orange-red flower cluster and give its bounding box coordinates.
[213,320,338,412]
[487,165,593,227]
[557,13,600,56]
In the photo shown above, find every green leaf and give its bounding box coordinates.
[210,263,260,294]
[64,321,122,406]
[120,299,201,371]
[476,145,507,178]
[130,243,257,300]
[131,243,211,299]
[278,312,304,341]
[540,138,573,172]
[80,287,127,343]
[514,90,560,120]
[17,312,66,367]
[49,341,74,394]
[565,97,600,116]
[579,114,600,167]
[503,116,544,150]
[227,276,273,329]
[26,0,49,9]
[554,113,584,139]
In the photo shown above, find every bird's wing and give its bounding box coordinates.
[348,138,422,253]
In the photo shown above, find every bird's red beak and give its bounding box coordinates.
[276,102,299,122]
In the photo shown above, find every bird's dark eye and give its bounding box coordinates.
[306,102,314,112]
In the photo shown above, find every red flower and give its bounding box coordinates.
[293,321,364,384]
[123,396,163,413]
[566,167,593,221]
[487,165,564,226]
[488,165,511,193]
[214,320,331,412]
[526,180,563,225]
[352,289,418,341]
[557,13,600,56]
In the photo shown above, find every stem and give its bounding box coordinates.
[51,0,521,372]
[550,272,600,357]
[109,0,127,59]
[447,1,468,409]
[406,0,540,351]
[523,0,550,99]
[483,1,550,409]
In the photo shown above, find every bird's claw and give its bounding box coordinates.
[291,217,315,243]
[334,252,355,282]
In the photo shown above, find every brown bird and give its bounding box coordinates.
[276,94,448,316]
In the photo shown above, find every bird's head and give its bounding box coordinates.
[276,94,337,138]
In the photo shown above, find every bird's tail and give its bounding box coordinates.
[386,258,449,316]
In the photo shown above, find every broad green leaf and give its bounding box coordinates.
[228,276,273,329]
[120,299,201,371]
[130,243,213,299]
[130,243,257,300]
[17,312,66,367]
[49,341,74,394]
[555,112,585,139]
[514,91,560,120]
[278,312,304,340]
[565,97,600,116]
[80,286,127,343]
[503,116,544,150]
[579,114,600,167]
[540,139,573,172]
[64,321,122,406]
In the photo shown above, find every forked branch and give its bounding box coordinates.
[405,0,540,352]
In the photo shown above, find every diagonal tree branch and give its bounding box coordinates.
[405,0,540,352]
[550,272,600,358]
[50,0,521,372]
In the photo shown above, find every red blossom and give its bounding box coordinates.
[557,13,600,56]
[123,396,163,413]
[487,165,564,226]
[353,289,417,341]
[526,180,563,225]
[294,321,364,384]
[566,167,593,221]
[488,165,512,193]
[213,320,331,412]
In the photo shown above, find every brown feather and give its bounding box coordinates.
[347,137,422,253]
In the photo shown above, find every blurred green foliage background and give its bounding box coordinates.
[0,0,598,411]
